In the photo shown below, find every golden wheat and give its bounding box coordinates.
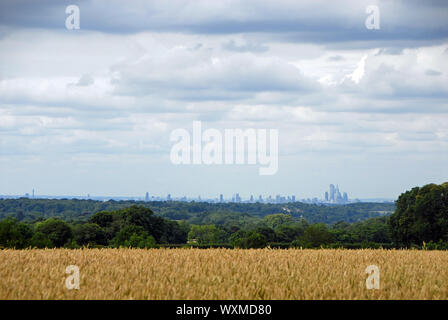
[0,248,447,299]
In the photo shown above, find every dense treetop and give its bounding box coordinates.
[0,198,394,225]
[389,182,448,246]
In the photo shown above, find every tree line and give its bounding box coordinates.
[0,182,447,249]
[0,197,395,225]
[0,206,392,249]
[0,206,189,249]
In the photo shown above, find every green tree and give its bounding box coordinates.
[89,211,115,228]
[30,232,53,248]
[389,182,448,246]
[232,231,267,249]
[35,218,73,247]
[255,226,276,242]
[74,223,107,247]
[0,218,33,248]
[159,220,189,244]
[112,225,156,248]
[275,224,306,242]
[187,225,227,244]
[125,233,156,248]
[263,214,294,229]
[118,206,166,241]
[229,230,246,247]
[16,210,25,221]
[298,223,334,248]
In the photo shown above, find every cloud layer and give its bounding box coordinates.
[0,0,447,198]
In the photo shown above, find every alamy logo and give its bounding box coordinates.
[365,265,380,289]
[65,5,80,30]
[170,121,278,175]
[65,265,80,290]
[365,5,380,30]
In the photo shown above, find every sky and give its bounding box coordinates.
[0,0,447,200]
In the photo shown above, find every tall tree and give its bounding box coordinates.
[35,218,73,247]
[389,182,448,246]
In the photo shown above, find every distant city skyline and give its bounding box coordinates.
[0,184,394,204]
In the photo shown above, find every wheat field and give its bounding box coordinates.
[0,248,447,300]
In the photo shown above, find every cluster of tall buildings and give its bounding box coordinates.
[8,186,350,205]
[228,193,296,204]
[142,186,350,204]
[325,184,349,204]
[143,192,297,204]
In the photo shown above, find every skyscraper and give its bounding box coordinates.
[219,194,224,202]
[235,193,241,202]
[335,185,342,203]
[145,192,149,202]
[329,184,335,202]
[327,184,349,204]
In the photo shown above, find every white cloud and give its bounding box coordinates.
[346,54,367,84]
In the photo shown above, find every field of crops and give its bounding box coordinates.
[1,248,447,299]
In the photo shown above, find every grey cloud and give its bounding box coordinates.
[66,74,95,88]
[425,69,442,76]
[75,74,95,86]
[111,53,320,101]
[375,48,404,56]
[327,55,345,61]
[222,40,269,53]
[0,0,447,49]
[190,43,203,51]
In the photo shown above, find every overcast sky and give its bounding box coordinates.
[1,0,447,200]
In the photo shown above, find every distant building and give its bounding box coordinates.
[329,184,335,202]
[167,194,171,201]
[235,193,241,203]
[219,194,224,202]
[326,184,349,204]
[145,192,149,201]
[292,195,296,202]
